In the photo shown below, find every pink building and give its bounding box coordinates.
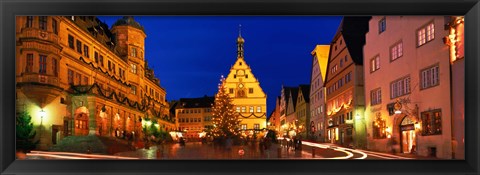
[363,16,459,159]
[309,45,330,142]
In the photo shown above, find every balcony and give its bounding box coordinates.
[18,28,59,45]
[18,74,63,106]
[22,74,60,87]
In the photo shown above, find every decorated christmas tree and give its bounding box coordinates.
[211,76,241,139]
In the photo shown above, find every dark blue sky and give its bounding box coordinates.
[98,16,342,116]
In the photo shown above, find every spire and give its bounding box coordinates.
[237,24,244,59]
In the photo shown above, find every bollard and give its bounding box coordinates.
[277,147,282,158]
[312,147,315,158]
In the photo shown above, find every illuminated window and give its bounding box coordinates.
[256,106,261,113]
[421,65,439,89]
[372,117,386,139]
[241,106,246,113]
[241,124,247,130]
[249,106,254,113]
[131,47,137,57]
[254,124,260,130]
[421,109,442,136]
[370,55,380,72]
[131,85,136,95]
[417,22,435,46]
[131,64,137,74]
[236,107,240,112]
[390,41,403,61]
[378,17,386,33]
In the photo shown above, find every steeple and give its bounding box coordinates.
[237,24,245,59]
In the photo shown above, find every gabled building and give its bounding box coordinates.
[267,96,281,132]
[363,16,460,159]
[309,45,330,142]
[296,85,311,139]
[324,16,370,148]
[223,28,267,131]
[279,86,295,137]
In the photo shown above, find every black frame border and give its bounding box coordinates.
[1,0,479,175]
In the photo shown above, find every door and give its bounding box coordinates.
[401,130,416,153]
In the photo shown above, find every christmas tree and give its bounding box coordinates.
[211,76,240,139]
[16,111,39,152]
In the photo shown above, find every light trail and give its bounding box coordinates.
[26,153,94,159]
[28,151,139,159]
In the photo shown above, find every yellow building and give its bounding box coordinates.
[224,28,267,131]
[16,16,173,150]
[175,96,214,140]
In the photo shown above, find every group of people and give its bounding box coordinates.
[282,136,302,151]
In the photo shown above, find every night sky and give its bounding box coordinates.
[98,16,342,116]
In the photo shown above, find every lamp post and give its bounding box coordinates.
[39,109,46,150]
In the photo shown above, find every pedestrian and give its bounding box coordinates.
[115,128,119,138]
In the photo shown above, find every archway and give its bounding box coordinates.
[74,106,90,136]
[400,116,416,153]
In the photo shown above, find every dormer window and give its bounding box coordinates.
[132,48,137,57]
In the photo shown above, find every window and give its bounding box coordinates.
[345,72,352,83]
[131,64,137,74]
[108,60,111,71]
[52,59,57,76]
[229,88,234,94]
[241,106,246,113]
[340,59,344,67]
[421,65,440,89]
[378,17,386,33]
[241,124,247,130]
[83,76,88,85]
[26,54,33,73]
[236,107,240,112]
[338,79,343,88]
[130,85,137,95]
[417,22,435,46]
[76,73,81,85]
[372,119,386,139]
[345,55,348,62]
[99,55,104,67]
[421,109,442,136]
[39,55,47,74]
[256,106,261,113]
[249,88,253,94]
[83,45,89,58]
[370,55,380,72]
[94,52,99,63]
[371,88,382,105]
[26,16,33,27]
[68,69,74,84]
[390,76,411,99]
[331,65,338,74]
[68,35,75,49]
[52,19,58,34]
[76,40,82,54]
[254,124,260,130]
[390,42,403,61]
[131,47,137,57]
[39,16,47,31]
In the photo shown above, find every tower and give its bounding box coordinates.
[223,25,268,131]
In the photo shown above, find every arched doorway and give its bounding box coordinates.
[74,106,89,136]
[400,116,416,153]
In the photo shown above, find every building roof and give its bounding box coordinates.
[290,88,299,109]
[112,16,145,32]
[178,96,215,108]
[333,16,371,65]
[299,84,311,103]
